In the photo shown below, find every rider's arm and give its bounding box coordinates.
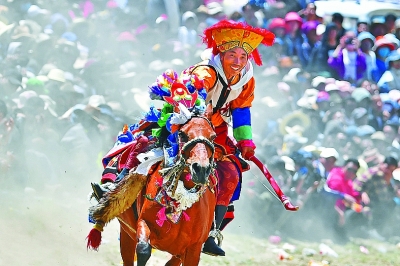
[189,65,217,93]
[231,78,255,141]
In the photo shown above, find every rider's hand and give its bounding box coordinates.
[237,140,256,160]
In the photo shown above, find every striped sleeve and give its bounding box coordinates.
[232,107,252,141]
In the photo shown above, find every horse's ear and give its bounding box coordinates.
[204,101,213,120]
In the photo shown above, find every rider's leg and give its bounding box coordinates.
[202,160,239,256]
[92,136,149,200]
[220,203,235,231]
[202,205,227,256]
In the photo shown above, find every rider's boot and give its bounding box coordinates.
[202,205,228,256]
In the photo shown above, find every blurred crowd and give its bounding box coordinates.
[1,0,400,245]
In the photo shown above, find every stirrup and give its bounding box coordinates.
[209,229,223,247]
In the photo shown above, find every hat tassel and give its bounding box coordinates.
[251,48,262,66]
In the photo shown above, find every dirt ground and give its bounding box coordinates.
[1,176,400,266]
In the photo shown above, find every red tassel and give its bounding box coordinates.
[86,224,103,250]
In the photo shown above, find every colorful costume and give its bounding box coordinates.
[91,20,275,257]
[193,20,274,256]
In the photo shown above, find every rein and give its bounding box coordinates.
[178,115,216,164]
[149,114,217,224]
[181,136,215,161]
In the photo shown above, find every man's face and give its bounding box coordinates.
[307,29,318,43]
[371,96,382,112]
[220,47,248,80]
[360,39,372,52]
[358,23,369,33]
[286,21,299,33]
[384,164,397,176]
[344,162,359,180]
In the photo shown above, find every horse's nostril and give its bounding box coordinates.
[192,163,201,173]
[191,163,211,184]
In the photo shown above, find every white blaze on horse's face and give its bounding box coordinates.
[188,141,209,167]
[180,117,215,185]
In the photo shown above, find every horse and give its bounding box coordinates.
[88,103,217,266]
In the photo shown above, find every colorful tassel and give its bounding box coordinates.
[86,222,104,250]
[156,207,167,227]
[183,211,190,221]
[184,173,192,181]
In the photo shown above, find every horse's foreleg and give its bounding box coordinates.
[180,244,202,266]
[136,219,152,266]
[165,255,182,266]
[120,227,136,266]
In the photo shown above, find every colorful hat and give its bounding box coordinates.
[284,12,303,25]
[203,20,275,66]
[268,18,286,31]
[301,20,319,34]
[372,36,395,51]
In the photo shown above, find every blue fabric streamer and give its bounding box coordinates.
[167,132,177,145]
[88,213,96,224]
[148,83,171,100]
[166,132,179,157]
[186,84,196,93]
[129,123,139,132]
[144,106,161,122]
[166,145,178,158]
[198,88,207,100]
[166,115,173,133]
[117,130,134,143]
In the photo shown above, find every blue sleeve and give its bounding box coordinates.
[321,183,345,200]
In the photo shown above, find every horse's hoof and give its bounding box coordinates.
[202,237,225,256]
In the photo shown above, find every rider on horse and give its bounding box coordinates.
[91,20,275,257]
[188,20,275,256]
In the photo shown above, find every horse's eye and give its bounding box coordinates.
[179,132,189,142]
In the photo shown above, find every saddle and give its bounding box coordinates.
[100,135,154,184]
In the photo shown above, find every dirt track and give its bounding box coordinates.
[2,180,400,266]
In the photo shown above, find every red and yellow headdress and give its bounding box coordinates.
[203,20,275,66]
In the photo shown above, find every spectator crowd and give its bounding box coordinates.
[1,0,400,246]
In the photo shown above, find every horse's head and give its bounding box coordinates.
[178,103,215,185]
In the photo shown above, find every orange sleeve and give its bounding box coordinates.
[230,77,255,109]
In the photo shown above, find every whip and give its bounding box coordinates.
[249,155,299,211]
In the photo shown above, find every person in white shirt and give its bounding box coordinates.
[358,32,377,81]
[378,49,400,92]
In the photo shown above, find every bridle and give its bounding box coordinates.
[178,115,216,162]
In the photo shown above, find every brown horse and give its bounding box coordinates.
[90,104,217,266]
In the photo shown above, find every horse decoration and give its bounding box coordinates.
[86,69,219,266]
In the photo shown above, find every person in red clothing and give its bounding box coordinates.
[324,158,361,243]
[327,159,361,220]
